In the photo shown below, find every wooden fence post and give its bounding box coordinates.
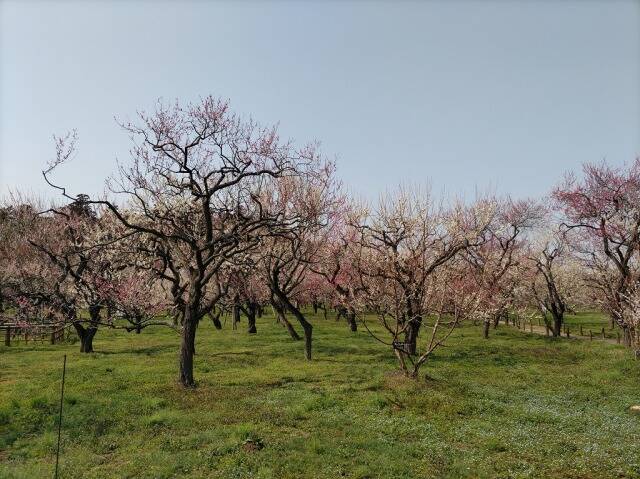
[566,328,570,338]
[601,327,606,339]
[617,332,621,344]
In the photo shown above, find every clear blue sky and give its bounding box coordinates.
[1,0,638,202]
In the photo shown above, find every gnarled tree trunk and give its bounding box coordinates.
[179,306,198,388]
[404,315,422,354]
[74,323,97,353]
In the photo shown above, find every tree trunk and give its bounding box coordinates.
[346,308,358,332]
[276,292,313,359]
[210,311,222,330]
[482,319,490,339]
[394,348,409,376]
[80,328,97,352]
[404,316,422,354]
[135,315,142,334]
[552,314,562,337]
[232,296,241,331]
[74,305,101,353]
[247,302,257,334]
[74,323,97,353]
[623,325,631,347]
[179,308,198,388]
[272,300,300,340]
[301,320,313,360]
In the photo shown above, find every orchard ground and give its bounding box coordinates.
[1,311,639,479]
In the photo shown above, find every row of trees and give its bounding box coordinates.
[1,97,639,386]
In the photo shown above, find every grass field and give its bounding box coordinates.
[1,311,639,479]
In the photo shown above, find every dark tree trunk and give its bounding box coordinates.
[493,313,500,329]
[256,304,263,318]
[74,323,97,353]
[81,328,97,352]
[247,302,257,334]
[232,295,241,331]
[312,301,319,314]
[74,304,101,353]
[482,319,490,339]
[335,306,346,322]
[623,325,631,347]
[346,308,358,332]
[210,311,222,330]
[179,307,198,388]
[134,314,142,334]
[301,319,313,360]
[552,314,562,337]
[404,316,422,354]
[272,300,300,340]
[275,291,313,360]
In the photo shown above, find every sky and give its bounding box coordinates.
[1,0,638,203]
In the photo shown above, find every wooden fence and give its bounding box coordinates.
[1,323,67,346]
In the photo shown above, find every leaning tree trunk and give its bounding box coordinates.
[209,310,222,330]
[272,300,301,340]
[277,292,313,360]
[179,307,198,388]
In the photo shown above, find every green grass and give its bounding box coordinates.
[1,311,639,478]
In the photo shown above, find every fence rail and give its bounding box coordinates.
[0,322,67,346]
